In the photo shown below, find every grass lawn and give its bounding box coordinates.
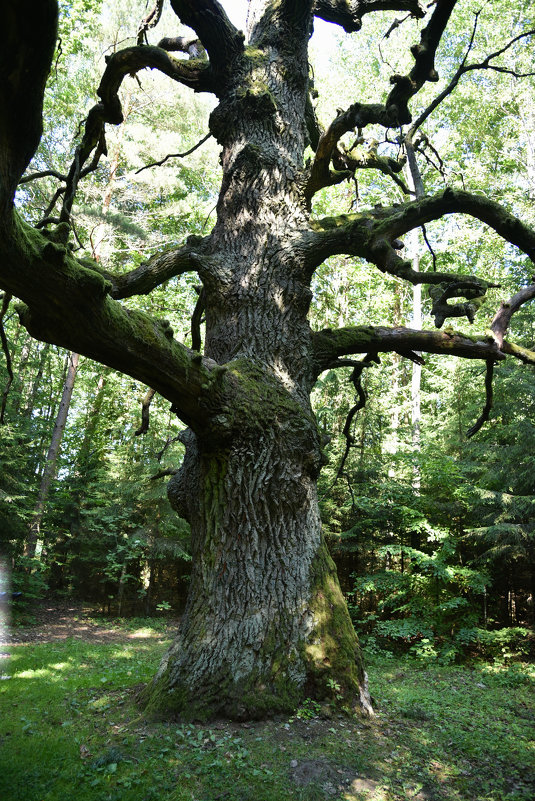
[1,618,534,801]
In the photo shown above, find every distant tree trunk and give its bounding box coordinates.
[12,336,33,415]
[25,351,79,559]
[386,285,402,477]
[145,557,156,616]
[406,139,423,550]
[91,92,132,262]
[23,342,50,419]
[75,371,108,475]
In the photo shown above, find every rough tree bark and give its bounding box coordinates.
[1,0,535,720]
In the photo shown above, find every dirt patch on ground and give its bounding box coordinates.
[0,600,177,646]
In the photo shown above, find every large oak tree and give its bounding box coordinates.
[1,0,535,719]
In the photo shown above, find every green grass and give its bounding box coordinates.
[1,622,534,801]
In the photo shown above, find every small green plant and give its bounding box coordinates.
[326,677,344,703]
[290,697,322,720]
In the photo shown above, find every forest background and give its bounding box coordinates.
[1,0,534,666]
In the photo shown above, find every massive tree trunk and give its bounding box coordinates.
[152,426,369,719]
[142,11,372,718]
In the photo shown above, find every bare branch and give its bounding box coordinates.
[408,23,535,138]
[19,169,68,185]
[306,1,459,198]
[108,239,209,300]
[137,0,165,45]
[386,0,458,125]
[54,46,213,231]
[335,355,378,481]
[305,184,531,325]
[38,185,67,228]
[490,283,535,348]
[380,189,535,260]
[305,104,398,198]
[155,434,182,462]
[150,467,179,480]
[421,224,437,270]
[307,188,535,324]
[136,133,212,174]
[135,387,157,435]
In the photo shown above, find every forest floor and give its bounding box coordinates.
[0,600,179,645]
[1,604,534,801]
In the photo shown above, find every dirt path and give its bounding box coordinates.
[0,600,177,646]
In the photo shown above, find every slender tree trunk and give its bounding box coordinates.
[386,285,402,478]
[406,140,423,549]
[23,342,50,419]
[12,336,33,415]
[91,92,132,262]
[25,351,79,559]
[145,557,155,616]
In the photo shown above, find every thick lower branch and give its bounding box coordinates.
[307,190,535,324]
[104,240,208,299]
[312,324,505,377]
[0,214,215,429]
[376,189,535,259]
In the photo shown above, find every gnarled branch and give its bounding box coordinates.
[169,0,243,77]
[408,18,535,139]
[137,0,165,45]
[56,46,213,230]
[466,359,494,438]
[313,0,424,32]
[307,188,535,327]
[136,132,212,174]
[306,0,456,198]
[490,283,535,349]
[107,238,210,300]
[135,388,157,435]
[1,214,217,430]
[386,0,457,124]
[312,325,505,378]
